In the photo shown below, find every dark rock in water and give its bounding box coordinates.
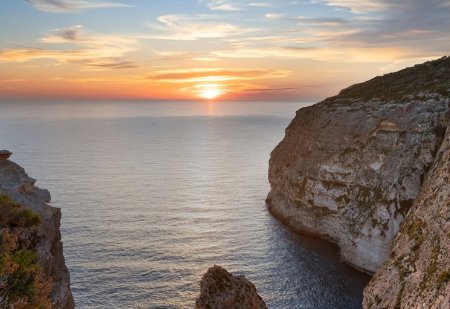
[196,265,267,309]
[0,150,12,162]
[267,56,450,273]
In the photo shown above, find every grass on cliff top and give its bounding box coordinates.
[327,56,450,101]
[0,194,51,309]
[0,195,41,228]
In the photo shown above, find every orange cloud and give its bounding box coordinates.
[0,25,138,70]
[144,67,292,99]
[148,68,291,83]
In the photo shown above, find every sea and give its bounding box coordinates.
[0,100,370,309]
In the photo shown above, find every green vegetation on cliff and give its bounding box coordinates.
[331,56,450,101]
[0,194,51,309]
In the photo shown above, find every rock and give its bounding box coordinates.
[0,151,74,308]
[266,56,450,273]
[0,150,12,162]
[196,265,267,309]
[363,123,450,308]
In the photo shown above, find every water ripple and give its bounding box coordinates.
[0,101,370,309]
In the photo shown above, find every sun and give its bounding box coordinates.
[200,89,221,100]
[200,88,222,100]
[196,83,225,100]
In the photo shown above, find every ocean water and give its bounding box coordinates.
[0,101,370,309]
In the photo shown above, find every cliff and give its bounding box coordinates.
[266,56,450,273]
[0,151,74,308]
[363,121,449,308]
[196,265,267,309]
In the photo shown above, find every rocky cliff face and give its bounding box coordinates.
[267,56,450,273]
[0,151,74,308]
[196,265,267,309]
[363,122,450,308]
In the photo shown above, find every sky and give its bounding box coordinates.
[0,0,449,101]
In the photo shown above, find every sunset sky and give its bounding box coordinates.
[1,0,449,101]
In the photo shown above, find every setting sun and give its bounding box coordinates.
[199,85,223,100]
[200,89,220,100]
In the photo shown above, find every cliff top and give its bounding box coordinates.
[328,56,450,101]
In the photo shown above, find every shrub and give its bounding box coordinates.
[0,195,20,208]
[0,195,51,308]
[17,209,41,228]
[0,194,41,228]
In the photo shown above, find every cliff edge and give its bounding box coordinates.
[266,56,450,273]
[0,151,74,308]
[363,121,449,308]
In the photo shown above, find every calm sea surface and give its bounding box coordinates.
[0,101,370,308]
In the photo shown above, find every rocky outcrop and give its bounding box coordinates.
[266,56,450,273]
[196,265,267,309]
[0,151,74,308]
[0,150,12,162]
[363,122,450,308]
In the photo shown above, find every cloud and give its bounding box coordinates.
[147,14,252,40]
[204,0,277,11]
[144,67,292,98]
[312,0,391,13]
[0,48,137,70]
[47,75,149,84]
[147,68,291,83]
[24,0,131,13]
[0,49,87,63]
[296,16,347,26]
[265,13,284,20]
[243,87,296,92]
[212,0,450,63]
[248,2,274,8]
[206,0,241,11]
[148,49,220,62]
[1,25,138,70]
[192,57,219,62]
[151,50,190,57]
[210,42,430,63]
[314,0,450,14]
[40,25,138,51]
[211,46,318,59]
[319,0,450,54]
[0,79,27,83]
[70,58,136,69]
[40,25,84,43]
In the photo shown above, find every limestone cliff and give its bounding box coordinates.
[267,56,450,273]
[0,151,74,308]
[196,265,267,309]
[363,122,449,308]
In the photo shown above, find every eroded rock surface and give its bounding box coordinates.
[267,56,450,273]
[196,265,267,309]
[363,123,450,308]
[0,151,74,308]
